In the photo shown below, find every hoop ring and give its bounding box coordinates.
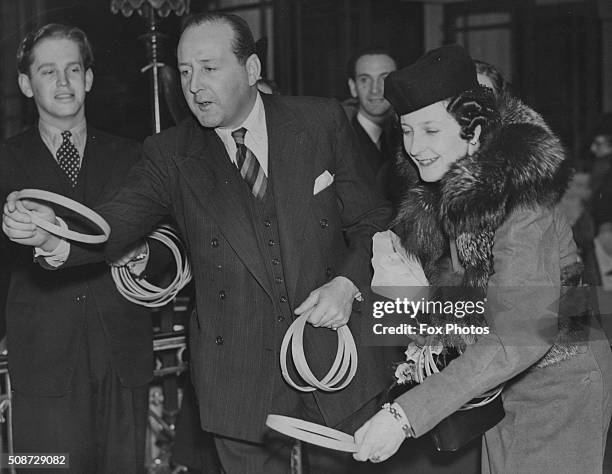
[15,189,110,244]
[265,414,357,452]
[280,314,357,392]
[111,225,192,307]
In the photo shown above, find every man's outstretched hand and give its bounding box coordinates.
[2,191,60,251]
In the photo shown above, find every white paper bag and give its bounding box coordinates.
[371,230,429,300]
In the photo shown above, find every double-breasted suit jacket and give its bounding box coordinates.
[67,95,393,442]
[0,127,153,396]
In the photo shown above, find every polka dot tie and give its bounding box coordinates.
[57,130,80,188]
[231,127,267,200]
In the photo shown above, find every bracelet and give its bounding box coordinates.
[382,402,412,438]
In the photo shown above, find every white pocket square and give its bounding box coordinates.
[313,170,334,195]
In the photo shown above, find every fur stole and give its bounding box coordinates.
[392,96,584,367]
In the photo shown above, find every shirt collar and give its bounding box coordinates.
[216,92,266,139]
[215,92,269,175]
[38,118,87,157]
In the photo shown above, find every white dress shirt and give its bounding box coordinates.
[215,92,269,176]
[38,118,87,164]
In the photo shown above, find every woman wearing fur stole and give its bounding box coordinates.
[353,44,612,473]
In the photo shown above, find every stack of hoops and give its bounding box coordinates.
[111,225,192,308]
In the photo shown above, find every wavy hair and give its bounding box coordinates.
[446,86,501,143]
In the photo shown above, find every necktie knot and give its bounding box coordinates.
[230,127,266,200]
[61,130,72,141]
[231,127,247,146]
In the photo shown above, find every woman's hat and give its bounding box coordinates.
[384,44,478,115]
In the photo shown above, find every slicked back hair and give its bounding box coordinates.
[17,23,93,76]
[181,13,256,65]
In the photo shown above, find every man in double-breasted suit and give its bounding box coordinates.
[3,14,393,473]
[0,24,151,473]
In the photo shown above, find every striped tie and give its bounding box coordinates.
[231,127,267,200]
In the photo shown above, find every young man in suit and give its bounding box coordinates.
[3,14,393,473]
[0,24,152,473]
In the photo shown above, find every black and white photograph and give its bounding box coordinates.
[0,0,611,473]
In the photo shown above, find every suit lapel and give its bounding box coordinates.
[263,95,314,303]
[352,116,383,172]
[14,128,72,195]
[177,119,274,299]
[80,128,118,206]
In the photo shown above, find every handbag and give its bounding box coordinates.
[387,372,504,452]
[430,394,505,452]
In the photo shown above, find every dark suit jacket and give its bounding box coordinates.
[67,95,393,442]
[350,115,406,208]
[0,127,153,396]
[351,115,387,176]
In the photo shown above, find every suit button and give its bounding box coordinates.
[319,218,328,228]
[211,238,219,248]
[216,264,223,270]
[219,290,226,299]
[275,277,283,284]
[277,316,285,323]
[280,296,288,303]
[215,336,224,345]
[272,259,280,266]
[264,220,272,227]
[268,239,276,246]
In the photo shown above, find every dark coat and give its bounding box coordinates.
[0,127,153,396]
[67,95,393,442]
[351,115,388,175]
[350,115,406,207]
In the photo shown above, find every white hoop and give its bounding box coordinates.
[15,189,110,244]
[266,415,357,452]
[280,314,357,392]
[111,225,192,307]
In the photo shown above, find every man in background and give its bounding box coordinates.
[347,48,403,205]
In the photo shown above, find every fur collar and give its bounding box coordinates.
[393,96,572,287]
